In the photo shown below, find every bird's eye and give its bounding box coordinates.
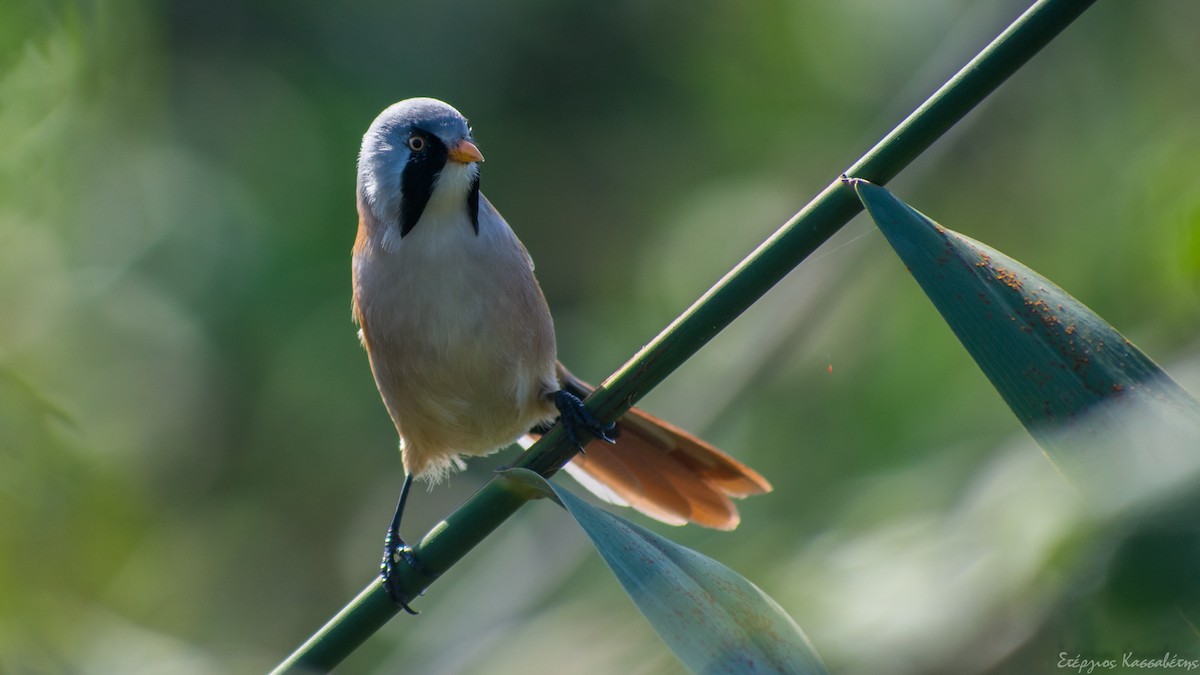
[407,136,426,152]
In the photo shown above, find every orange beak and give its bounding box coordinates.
[447,139,484,164]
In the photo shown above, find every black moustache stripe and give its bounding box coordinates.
[398,132,447,238]
[467,174,480,235]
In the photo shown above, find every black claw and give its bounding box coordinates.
[381,530,420,615]
[554,390,617,450]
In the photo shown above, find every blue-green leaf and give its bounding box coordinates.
[502,468,827,675]
[853,179,1200,492]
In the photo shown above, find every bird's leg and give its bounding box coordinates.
[553,390,618,450]
[381,472,422,614]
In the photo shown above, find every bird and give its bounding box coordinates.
[352,97,771,610]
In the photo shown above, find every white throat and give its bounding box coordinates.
[380,161,479,252]
[427,161,478,217]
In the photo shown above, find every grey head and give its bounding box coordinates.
[358,97,484,239]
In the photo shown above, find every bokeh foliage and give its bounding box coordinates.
[2,1,1198,673]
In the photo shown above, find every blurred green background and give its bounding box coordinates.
[3,1,1199,673]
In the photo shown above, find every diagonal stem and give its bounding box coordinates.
[271,0,1097,671]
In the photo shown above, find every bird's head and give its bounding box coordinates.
[357,97,485,245]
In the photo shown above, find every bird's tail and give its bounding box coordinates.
[529,365,772,530]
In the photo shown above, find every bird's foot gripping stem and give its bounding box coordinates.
[380,529,422,615]
[553,390,617,450]
[380,472,437,615]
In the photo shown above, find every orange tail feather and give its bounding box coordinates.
[551,364,771,530]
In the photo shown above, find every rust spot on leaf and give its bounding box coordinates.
[992,267,1024,291]
[1024,365,1051,386]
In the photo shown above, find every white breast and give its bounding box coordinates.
[354,195,559,479]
